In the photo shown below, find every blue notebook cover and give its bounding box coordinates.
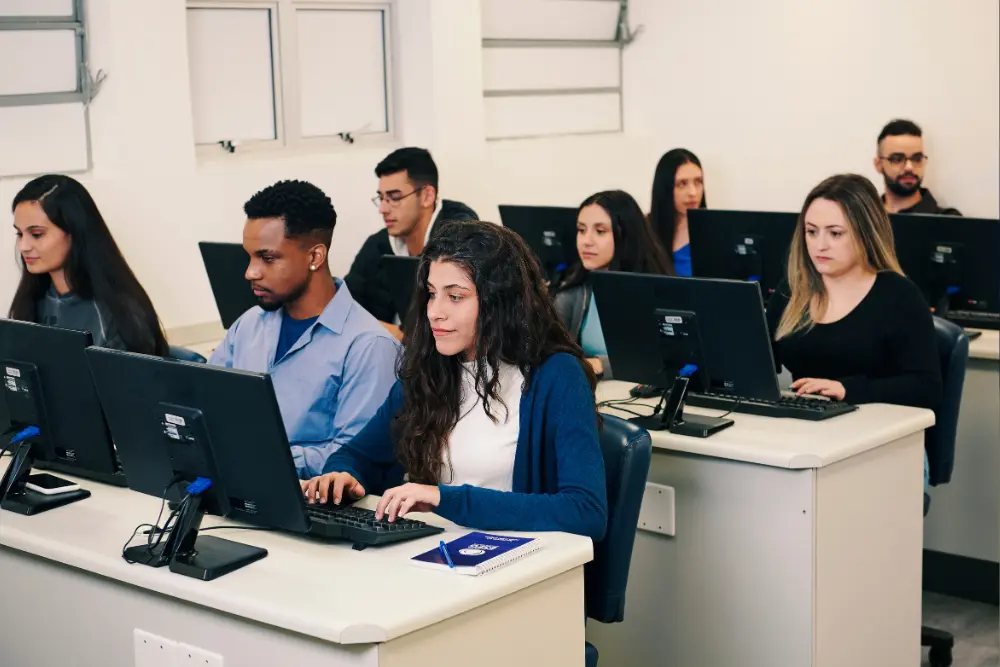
[410,531,540,575]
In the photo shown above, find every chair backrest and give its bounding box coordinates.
[585,414,652,624]
[926,316,968,486]
[168,345,207,364]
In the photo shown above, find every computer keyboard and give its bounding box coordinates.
[305,503,444,547]
[685,392,858,421]
[947,310,1000,329]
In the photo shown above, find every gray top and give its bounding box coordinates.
[36,285,124,349]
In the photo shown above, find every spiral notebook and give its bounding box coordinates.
[410,532,541,576]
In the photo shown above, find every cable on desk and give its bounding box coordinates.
[121,474,185,565]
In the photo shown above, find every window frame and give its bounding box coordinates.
[0,0,98,175]
[187,0,395,160]
[480,0,638,142]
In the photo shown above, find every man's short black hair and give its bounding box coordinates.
[375,147,439,192]
[244,179,336,246]
[878,119,922,145]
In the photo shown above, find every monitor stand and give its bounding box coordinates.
[631,375,734,438]
[0,440,90,515]
[126,492,267,581]
[166,494,267,581]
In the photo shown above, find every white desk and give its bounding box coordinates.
[586,381,934,667]
[924,329,1000,584]
[0,472,592,667]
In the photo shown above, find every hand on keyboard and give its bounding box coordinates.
[301,471,366,506]
[789,378,846,401]
[376,483,441,522]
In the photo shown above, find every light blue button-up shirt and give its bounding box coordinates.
[209,280,400,478]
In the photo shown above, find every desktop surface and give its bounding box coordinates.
[598,380,934,469]
[0,462,593,645]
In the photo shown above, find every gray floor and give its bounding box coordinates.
[923,592,999,667]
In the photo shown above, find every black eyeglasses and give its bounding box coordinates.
[879,153,927,167]
[372,187,424,208]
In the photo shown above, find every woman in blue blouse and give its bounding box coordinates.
[302,220,608,540]
[649,148,707,276]
[553,190,672,379]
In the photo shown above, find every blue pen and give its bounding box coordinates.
[439,540,454,568]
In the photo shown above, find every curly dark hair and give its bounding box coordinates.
[243,180,337,246]
[393,220,598,484]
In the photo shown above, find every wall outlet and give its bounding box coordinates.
[175,643,224,667]
[637,482,675,537]
[134,629,177,667]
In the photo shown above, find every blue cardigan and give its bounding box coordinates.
[321,353,608,540]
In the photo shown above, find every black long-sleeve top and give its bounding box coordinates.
[766,271,942,410]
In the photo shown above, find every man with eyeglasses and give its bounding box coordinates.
[345,147,478,340]
[874,119,961,216]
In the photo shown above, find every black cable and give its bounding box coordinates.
[122,475,184,565]
[714,396,743,420]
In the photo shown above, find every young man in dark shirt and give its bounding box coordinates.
[874,119,961,216]
[344,147,478,340]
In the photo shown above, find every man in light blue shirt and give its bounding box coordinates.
[210,180,399,478]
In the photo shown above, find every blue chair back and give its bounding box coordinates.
[926,317,968,486]
[168,345,207,363]
[585,414,652,623]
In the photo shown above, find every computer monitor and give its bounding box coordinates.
[498,205,578,284]
[0,320,124,514]
[380,255,419,324]
[199,241,258,329]
[889,214,1000,330]
[688,209,798,300]
[86,348,310,580]
[591,271,782,402]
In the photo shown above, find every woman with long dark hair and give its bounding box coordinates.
[302,220,608,539]
[10,175,168,355]
[554,189,672,378]
[649,148,706,276]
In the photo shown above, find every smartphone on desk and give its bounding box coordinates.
[25,473,81,495]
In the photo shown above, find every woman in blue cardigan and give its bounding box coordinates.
[302,220,608,540]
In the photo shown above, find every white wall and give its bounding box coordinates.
[622,0,1000,217]
[0,0,996,332]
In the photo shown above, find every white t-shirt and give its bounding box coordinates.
[440,362,524,491]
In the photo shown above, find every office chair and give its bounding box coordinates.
[168,345,207,363]
[921,317,969,667]
[584,414,652,667]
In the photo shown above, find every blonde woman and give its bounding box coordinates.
[766,173,941,410]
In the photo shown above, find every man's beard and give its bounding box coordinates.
[256,279,308,312]
[884,172,922,197]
